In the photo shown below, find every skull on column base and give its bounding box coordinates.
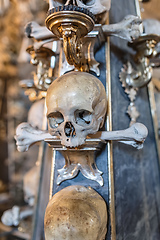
[44,185,108,240]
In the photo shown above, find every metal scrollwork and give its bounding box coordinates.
[45,5,95,71]
[120,34,160,125]
[58,24,83,68]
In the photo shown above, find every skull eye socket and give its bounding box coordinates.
[84,0,96,6]
[48,112,64,128]
[74,110,92,126]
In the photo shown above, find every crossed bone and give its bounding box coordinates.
[1,206,33,227]
[26,15,142,43]
[15,122,148,152]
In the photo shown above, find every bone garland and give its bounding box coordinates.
[15,122,148,152]
[44,185,108,240]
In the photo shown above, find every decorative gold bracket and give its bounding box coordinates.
[45,6,95,71]
[120,34,160,125]
[26,46,55,91]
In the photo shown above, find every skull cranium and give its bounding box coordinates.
[49,0,111,24]
[76,0,111,14]
[46,71,107,147]
[44,185,108,240]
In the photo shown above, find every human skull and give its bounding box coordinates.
[49,0,111,24]
[44,185,108,240]
[76,0,111,24]
[46,71,107,147]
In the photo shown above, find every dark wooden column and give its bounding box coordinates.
[109,0,160,239]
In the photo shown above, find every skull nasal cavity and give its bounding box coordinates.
[64,122,76,137]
